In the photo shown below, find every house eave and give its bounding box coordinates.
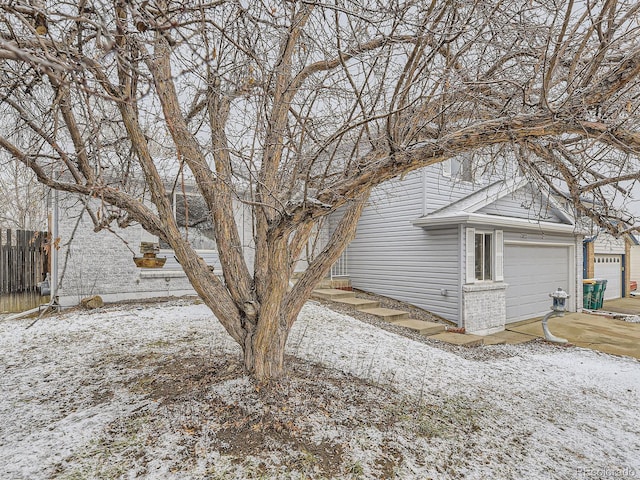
[412,212,579,234]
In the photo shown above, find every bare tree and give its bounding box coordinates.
[2,0,640,379]
[0,156,46,230]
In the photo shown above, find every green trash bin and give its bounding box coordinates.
[583,283,595,309]
[598,279,608,309]
[590,280,608,309]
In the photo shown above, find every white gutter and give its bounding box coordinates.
[457,223,464,328]
[412,212,579,234]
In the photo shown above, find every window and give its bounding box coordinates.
[475,233,492,281]
[443,156,474,182]
[466,227,503,283]
[160,192,216,251]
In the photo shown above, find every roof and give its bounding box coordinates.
[412,177,579,234]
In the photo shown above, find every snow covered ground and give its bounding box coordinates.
[0,299,639,479]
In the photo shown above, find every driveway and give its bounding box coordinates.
[603,296,640,315]
[506,300,640,360]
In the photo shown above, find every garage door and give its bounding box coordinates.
[594,254,622,300]
[504,244,571,323]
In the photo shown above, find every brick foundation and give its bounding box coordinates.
[462,282,508,335]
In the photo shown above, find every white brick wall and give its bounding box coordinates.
[54,194,250,305]
[462,283,508,335]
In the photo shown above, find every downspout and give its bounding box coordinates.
[458,223,464,328]
[15,190,60,326]
[582,229,600,245]
[50,188,59,302]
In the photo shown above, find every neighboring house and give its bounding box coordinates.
[51,187,254,306]
[330,160,583,335]
[584,231,637,300]
[630,234,640,291]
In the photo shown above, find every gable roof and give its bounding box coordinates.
[412,177,578,234]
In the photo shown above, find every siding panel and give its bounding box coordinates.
[478,186,564,223]
[593,233,625,255]
[330,166,582,324]
[341,170,462,321]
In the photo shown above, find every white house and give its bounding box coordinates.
[329,160,584,335]
[585,231,638,300]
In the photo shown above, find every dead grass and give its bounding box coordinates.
[5,299,638,479]
[51,347,500,479]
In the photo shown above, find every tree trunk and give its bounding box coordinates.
[243,321,289,381]
[243,234,292,381]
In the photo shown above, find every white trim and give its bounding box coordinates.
[545,194,575,225]
[465,227,476,284]
[466,228,506,284]
[504,240,576,247]
[494,229,504,281]
[139,269,223,279]
[422,178,528,218]
[474,230,494,282]
[413,212,578,234]
[458,224,465,327]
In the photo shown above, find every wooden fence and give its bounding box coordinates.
[0,229,50,313]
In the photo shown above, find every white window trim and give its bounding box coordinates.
[465,227,504,284]
[475,231,493,282]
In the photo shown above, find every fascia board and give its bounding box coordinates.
[412,212,580,234]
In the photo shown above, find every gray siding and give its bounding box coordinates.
[423,165,481,212]
[334,166,578,324]
[478,186,564,223]
[342,168,461,321]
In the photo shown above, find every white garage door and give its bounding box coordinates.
[504,244,571,323]
[594,254,622,300]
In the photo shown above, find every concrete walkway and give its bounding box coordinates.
[313,287,640,357]
[507,300,640,359]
